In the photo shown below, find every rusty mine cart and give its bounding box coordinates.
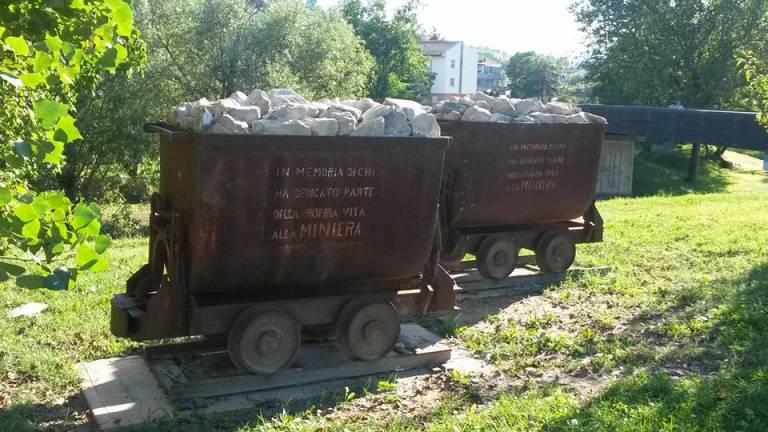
[438,121,605,279]
[112,124,454,374]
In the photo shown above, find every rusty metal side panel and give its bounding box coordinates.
[159,131,199,217]
[160,133,447,297]
[439,122,604,228]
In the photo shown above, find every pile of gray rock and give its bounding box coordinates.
[167,89,440,138]
[430,92,606,124]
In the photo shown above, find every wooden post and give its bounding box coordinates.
[687,143,701,183]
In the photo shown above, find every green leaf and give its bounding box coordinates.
[13,140,32,158]
[88,203,102,218]
[105,0,122,9]
[73,203,96,230]
[42,139,65,165]
[60,41,75,58]
[33,51,52,72]
[109,1,134,37]
[45,268,70,290]
[4,35,30,56]
[72,203,101,236]
[20,72,44,88]
[94,235,111,255]
[58,64,75,84]
[69,48,84,67]
[21,219,41,239]
[44,34,62,54]
[41,192,71,220]
[16,275,47,289]
[76,244,95,267]
[4,153,23,169]
[99,47,118,70]
[33,99,68,129]
[32,192,55,214]
[0,269,8,283]
[86,220,102,238]
[77,244,108,271]
[0,187,11,205]
[54,114,82,143]
[0,262,26,276]
[53,222,71,242]
[0,25,5,38]
[14,203,37,222]
[115,44,128,65]
[70,0,86,9]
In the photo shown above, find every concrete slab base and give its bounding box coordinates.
[76,356,173,430]
[78,323,455,429]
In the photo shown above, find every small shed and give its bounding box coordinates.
[596,134,635,197]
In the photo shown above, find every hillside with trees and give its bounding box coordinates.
[572,0,768,108]
[505,51,567,102]
[338,0,433,101]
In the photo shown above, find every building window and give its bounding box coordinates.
[450,78,455,87]
[450,59,455,69]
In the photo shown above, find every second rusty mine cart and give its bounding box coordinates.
[438,121,605,279]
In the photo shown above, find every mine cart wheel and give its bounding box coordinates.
[227,307,301,374]
[126,264,151,296]
[477,236,519,280]
[336,300,400,361]
[535,231,576,274]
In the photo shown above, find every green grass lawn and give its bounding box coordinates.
[632,145,767,196]
[1,149,767,431]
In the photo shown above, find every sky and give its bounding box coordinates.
[315,0,586,58]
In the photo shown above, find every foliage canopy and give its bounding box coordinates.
[739,51,768,128]
[135,0,373,101]
[573,0,768,108]
[53,0,375,204]
[0,0,144,289]
[338,0,432,101]
[506,51,566,102]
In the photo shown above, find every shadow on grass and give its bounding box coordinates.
[0,371,395,432]
[541,262,768,432]
[632,147,732,197]
[0,393,91,432]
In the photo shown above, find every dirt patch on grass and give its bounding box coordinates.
[723,150,764,172]
[315,371,458,425]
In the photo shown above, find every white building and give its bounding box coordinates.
[420,40,478,103]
